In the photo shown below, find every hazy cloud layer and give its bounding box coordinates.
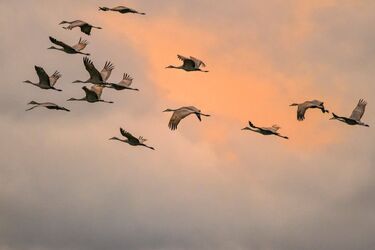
[0,1,374,250]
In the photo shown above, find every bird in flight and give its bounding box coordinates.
[163,106,210,130]
[166,55,208,72]
[23,66,62,91]
[99,6,146,15]
[73,57,114,85]
[67,85,113,104]
[59,20,102,35]
[110,128,155,150]
[242,121,289,139]
[105,73,139,91]
[290,100,329,121]
[330,99,369,127]
[26,101,70,112]
[48,37,90,56]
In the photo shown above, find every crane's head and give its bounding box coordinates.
[241,127,251,131]
[48,46,58,50]
[289,103,299,107]
[23,80,33,84]
[59,21,69,25]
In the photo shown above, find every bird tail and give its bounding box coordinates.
[99,7,109,11]
[138,12,146,15]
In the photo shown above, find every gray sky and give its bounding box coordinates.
[0,1,375,250]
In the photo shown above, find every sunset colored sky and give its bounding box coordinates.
[1,1,375,250]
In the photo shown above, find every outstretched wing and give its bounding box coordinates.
[83,57,103,83]
[100,61,115,82]
[80,24,92,35]
[49,36,73,50]
[177,54,195,68]
[49,71,61,87]
[118,73,133,87]
[297,104,308,121]
[271,125,281,131]
[72,38,88,52]
[90,84,103,99]
[138,136,147,144]
[168,108,193,130]
[82,86,99,100]
[34,66,50,87]
[190,56,206,68]
[350,99,367,121]
[120,128,139,142]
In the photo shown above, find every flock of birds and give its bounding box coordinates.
[23,4,370,151]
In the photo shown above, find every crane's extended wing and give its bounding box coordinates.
[72,38,88,52]
[34,66,50,87]
[297,104,308,121]
[100,61,115,82]
[90,84,104,99]
[83,57,103,83]
[49,71,61,87]
[168,108,194,130]
[190,56,206,68]
[350,99,367,121]
[80,24,93,35]
[49,36,73,50]
[118,73,133,87]
[120,128,139,142]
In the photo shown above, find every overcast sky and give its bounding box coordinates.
[0,1,375,250]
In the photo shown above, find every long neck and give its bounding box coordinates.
[49,47,64,52]
[111,137,126,142]
[167,65,180,69]
[69,97,85,101]
[24,80,37,86]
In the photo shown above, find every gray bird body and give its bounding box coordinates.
[110,128,155,150]
[26,101,70,112]
[48,36,90,56]
[242,121,289,139]
[290,100,329,121]
[330,99,369,127]
[73,57,114,85]
[23,66,62,91]
[99,6,145,15]
[67,85,113,104]
[163,106,210,130]
[166,55,208,72]
[59,20,102,35]
[106,73,139,91]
